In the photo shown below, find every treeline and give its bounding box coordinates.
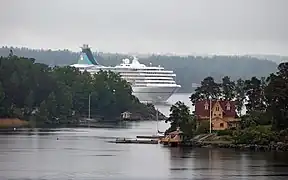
[0,47,278,92]
[165,62,288,145]
[0,55,159,127]
[190,62,288,130]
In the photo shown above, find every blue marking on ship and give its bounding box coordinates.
[77,44,99,65]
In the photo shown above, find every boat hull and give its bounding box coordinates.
[132,86,180,103]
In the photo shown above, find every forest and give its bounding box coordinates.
[0,55,160,127]
[0,46,279,92]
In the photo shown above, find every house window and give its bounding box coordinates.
[215,106,219,111]
[220,123,224,128]
[204,103,208,110]
[226,105,230,110]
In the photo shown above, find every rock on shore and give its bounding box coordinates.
[188,141,288,152]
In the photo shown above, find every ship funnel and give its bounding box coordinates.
[77,44,99,65]
[131,56,140,64]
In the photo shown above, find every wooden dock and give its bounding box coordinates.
[108,138,159,144]
[136,135,164,139]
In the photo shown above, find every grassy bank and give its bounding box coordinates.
[0,118,29,128]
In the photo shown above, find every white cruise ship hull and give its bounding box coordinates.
[71,45,182,104]
[132,86,180,103]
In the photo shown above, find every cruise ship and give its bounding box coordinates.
[70,45,181,103]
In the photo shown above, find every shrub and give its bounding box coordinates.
[216,129,233,136]
[233,125,279,145]
[195,121,210,134]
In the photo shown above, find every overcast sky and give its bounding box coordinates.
[1,0,287,55]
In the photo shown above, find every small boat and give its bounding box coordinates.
[160,127,184,147]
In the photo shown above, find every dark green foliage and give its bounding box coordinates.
[0,47,278,92]
[190,76,221,105]
[216,129,233,136]
[235,78,245,116]
[190,61,288,131]
[0,55,156,126]
[165,101,196,137]
[265,62,288,130]
[187,61,288,146]
[244,77,267,113]
[221,76,235,100]
[233,126,279,145]
[195,121,210,134]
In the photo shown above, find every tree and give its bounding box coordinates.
[0,82,6,116]
[242,76,269,126]
[235,78,246,116]
[36,100,50,125]
[265,62,288,130]
[190,76,221,105]
[0,82,4,103]
[23,90,34,118]
[45,92,57,122]
[221,76,235,100]
[165,101,195,136]
[244,77,266,113]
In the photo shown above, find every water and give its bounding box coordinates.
[0,94,288,180]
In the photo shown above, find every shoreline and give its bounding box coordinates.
[0,119,165,130]
[181,141,288,152]
[2,127,288,152]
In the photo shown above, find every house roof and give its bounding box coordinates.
[195,100,237,118]
[169,130,183,135]
[121,111,132,114]
[168,127,183,135]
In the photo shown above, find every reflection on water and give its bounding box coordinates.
[0,120,288,180]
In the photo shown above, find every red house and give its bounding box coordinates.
[195,100,240,130]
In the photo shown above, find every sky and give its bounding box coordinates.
[1,0,287,55]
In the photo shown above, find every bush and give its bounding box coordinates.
[216,129,233,136]
[195,121,210,134]
[233,126,279,145]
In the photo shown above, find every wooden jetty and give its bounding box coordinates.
[109,138,159,144]
[136,135,164,139]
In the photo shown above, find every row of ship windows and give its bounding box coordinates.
[86,71,175,76]
[87,68,172,73]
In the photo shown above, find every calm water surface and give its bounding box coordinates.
[0,94,287,180]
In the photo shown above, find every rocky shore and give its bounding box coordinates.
[184,141,288,152]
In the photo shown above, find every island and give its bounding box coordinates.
[0,55,165,129]
[164,61,288,151]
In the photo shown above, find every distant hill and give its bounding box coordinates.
[249,54,288,64]
[0,46,278,92]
